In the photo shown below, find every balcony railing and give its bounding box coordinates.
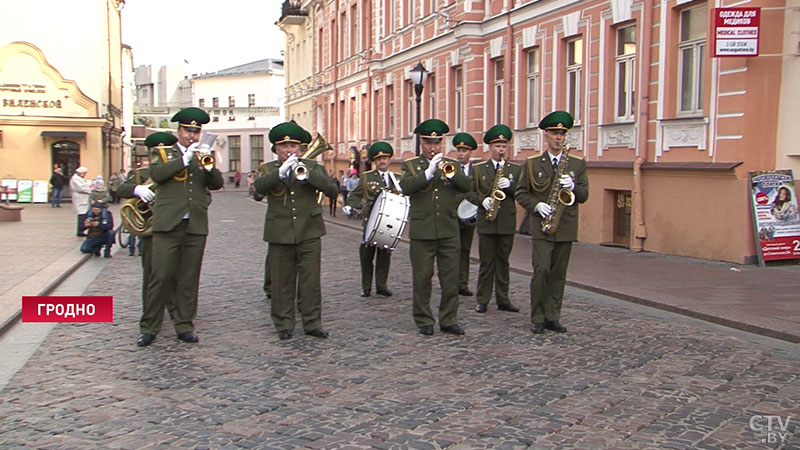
[280,0,308,23]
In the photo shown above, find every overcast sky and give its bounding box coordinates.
[121,0,284,75]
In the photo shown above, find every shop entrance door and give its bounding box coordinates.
[613,190,632,246]
[52,141,80,201]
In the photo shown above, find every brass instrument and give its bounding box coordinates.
[293,133,333,181]
[541,143,575,235]
[120,179,157,237]
[198,153,214,170]
[438,158,457,179]
[485,158,506,222]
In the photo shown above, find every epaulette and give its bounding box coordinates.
[474,160,490,167]
[404,156,419,163]
[364,168,376,175]
[527,154,540,160]
[568,154,584,160]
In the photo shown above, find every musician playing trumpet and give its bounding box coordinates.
[399,119,471,336]
[344,142,400,298]
[471,124,523,314]
[515,111,588,335]
[254,121,339,340]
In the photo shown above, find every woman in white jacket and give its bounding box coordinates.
[70,166,92,236]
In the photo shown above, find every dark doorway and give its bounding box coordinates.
[52,141,80,201]
[613,190,632,246]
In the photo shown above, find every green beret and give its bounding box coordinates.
[170,107,210,130]
[414,119,450,140]
[144,132,177,148]
[452,132,477,150]
[268,121,307,152]
[538,111,574,132]
[368,142,394,160]
[483,124,513,144]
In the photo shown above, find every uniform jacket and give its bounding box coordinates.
[470,160,523,235]
[399,156,472,240]
[254,158,339,244]
[117,168,151,198]
[149,145,224,235]
[346,169,401,225]
[515,152,589,242]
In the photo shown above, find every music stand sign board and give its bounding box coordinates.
[748,170,800,266]
[712,8,760,57]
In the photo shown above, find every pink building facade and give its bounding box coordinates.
[280,0,799,263]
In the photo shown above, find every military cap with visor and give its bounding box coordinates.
[170,107,210,130]
[538,110,574,132]
[483,124,513,144]
[414,119,450,141]
[452,132,478,150]
[144,132,177,148]
[368,141,394,160]
[268,121,308,152]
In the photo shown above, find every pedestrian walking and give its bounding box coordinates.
[49,166,67,208]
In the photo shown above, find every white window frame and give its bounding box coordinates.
[566,38,583,123]
[494,58,504,124]
[454,67,464,131]
[428,74,435,121]
[615,25,636,122]
[407,80,415,135]
[387,85,394,138]
[526,48,540,127]
[678,5,706,116]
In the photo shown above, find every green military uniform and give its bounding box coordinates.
[254,122,339,337]
[472,125,523,310]
[117,133,179,339]
[346,142,399,297]
[515,111,589,329]
[146,109,224,338]
[399,119,471,333]
[452,133,479,295]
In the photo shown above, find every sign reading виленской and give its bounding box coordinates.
[712,8,760,57]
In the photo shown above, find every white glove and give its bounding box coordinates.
[425,153,444,179]
[534,202,553,217]
[279,155,297,179]
[134,183,155,203]
[559,175,575,191]
[183,142,199,166]
[343,205,353,216]
[497,177,511,190]
[482,197,493,210]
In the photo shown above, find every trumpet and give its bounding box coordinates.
[293,161,309,180]
[197,153,214,170]
[438,159,457,179]
[293,133,334,181]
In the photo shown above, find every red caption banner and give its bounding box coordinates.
[22,296,113,323]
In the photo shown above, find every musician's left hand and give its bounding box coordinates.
[482,197,493,210]
[497,177,511,190]
[559,175,574,191]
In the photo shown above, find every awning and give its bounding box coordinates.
[40,131,87,138]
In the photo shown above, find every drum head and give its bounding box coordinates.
[363,192,387,243]
[457,199,478,223]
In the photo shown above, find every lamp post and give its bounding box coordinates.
[409,62,428,156]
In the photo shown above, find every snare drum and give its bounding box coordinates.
[457,199,478,224]
[363,191,410,250]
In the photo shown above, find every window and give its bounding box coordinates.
[229,135,241,172]
[351,5,359,56]
[494,58,504,124]
[407,80,415,135]
[318,27,325,68]
[566,38,583,122]
[228,96,235,108]
[250,135,263,170]
[387,85,394,137]
[340,12,348,59]
[428,74,436,120]
[387,0,395,35]
[527,48,540,126]
[454,67,463,130]
[679,6,707,115]
[198,98,205,108]
[404,0,414,26]
[212,97,219,108]
[248,94,255,107]
[615,26,636,121]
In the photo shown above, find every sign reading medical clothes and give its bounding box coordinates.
[712,8,760,57]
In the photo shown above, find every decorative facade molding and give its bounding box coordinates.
[515,129,541,155]
[562,11,581,37]
[600,123,636,150]
[660,118,708,153]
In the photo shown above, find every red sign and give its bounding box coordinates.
[22,296,113,322]
[712,8,760,57]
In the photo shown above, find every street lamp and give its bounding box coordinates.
[409,62,428,156]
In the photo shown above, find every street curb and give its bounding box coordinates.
[0,253,92,338]
[325,217,800,344]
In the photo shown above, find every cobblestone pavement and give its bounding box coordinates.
[0,194,798,449]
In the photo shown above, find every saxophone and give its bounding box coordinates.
[540,144,575,234]
[485,158,507,222]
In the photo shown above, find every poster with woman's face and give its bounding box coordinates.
[749,170,800,263]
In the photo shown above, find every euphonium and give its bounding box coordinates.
[540,143,575,235]
[120,179,157,237]
[294,133,334,181]
[485,158,506,222]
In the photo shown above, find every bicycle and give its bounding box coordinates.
[117,225,131,249]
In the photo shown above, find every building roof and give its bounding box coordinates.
[192,59,284,79]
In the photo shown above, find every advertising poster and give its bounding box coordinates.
[1,178,17,201]
[16,179,33,203]
[748,170,800,265]
[32,180,49,203]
